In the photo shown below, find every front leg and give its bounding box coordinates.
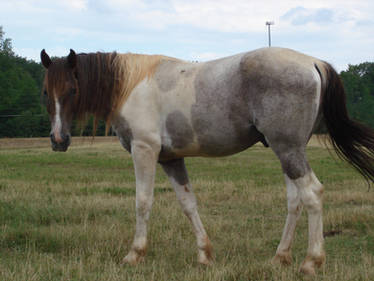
[123,140,159,265]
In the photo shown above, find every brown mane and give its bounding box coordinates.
[72,52,177,125]
[48,52,176,128]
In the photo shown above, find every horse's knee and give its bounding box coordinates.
[296,172,323,212]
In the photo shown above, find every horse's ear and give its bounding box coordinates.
[41,49,52,68]
[67,49,77,69]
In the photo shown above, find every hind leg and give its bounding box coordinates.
[273,147,325,275]
[161,159,213,265]
[272,175,303,265]
[296,171,325,275]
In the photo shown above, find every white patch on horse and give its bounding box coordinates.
[312,65,322,118]
[53,98,63,142]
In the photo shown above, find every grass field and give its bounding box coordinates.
[0,137,373,281]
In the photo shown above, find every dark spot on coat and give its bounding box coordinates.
[165,111,194,149]
[112,117,133,152]
[277,148,311,179]
[191,55,264,156]
[158,145,178,162]
[161,158,189,186]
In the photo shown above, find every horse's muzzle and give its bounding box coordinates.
[50,133,71,152]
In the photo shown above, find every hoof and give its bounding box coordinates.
[299,260,316,276]
[198,237,214,265]
[272,252,292,266]
[299,254,325,275]
[198,252,213,265]
[122,248,146,265]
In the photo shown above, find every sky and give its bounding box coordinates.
[1,0,373,71]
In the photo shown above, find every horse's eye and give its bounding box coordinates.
[41,90,50,108]
[69,88,77,96]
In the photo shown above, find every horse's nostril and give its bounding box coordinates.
[50,133,67,144]
[64,135,71,145]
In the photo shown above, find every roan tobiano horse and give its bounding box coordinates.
[40,47,374,275]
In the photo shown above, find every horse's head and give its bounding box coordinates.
[41,49,78,152]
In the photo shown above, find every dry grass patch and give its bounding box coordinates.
[0,137,373,280]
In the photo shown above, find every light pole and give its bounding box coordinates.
[266,21,274,47]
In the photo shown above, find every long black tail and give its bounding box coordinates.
[318,63,374,184]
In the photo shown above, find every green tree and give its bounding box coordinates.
[341,62,374,129]
[0,26,14,56]
[0,26,109,137]
[0,26,48,137]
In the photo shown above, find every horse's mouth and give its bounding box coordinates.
[51,138,71,152]
[52,144,69,152]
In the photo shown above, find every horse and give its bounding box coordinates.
[40,47,374,275]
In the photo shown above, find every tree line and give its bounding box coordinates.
[0,26,373,138]
[0,26,106,137]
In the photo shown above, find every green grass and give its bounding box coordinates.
[0,138,373,280]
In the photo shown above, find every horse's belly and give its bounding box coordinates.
[159,124,262,161]
[194,123,262,156]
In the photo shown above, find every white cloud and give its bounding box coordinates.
[281,7,334,25]
[64,0,88,11]
[84,0,374,44]
[1,0,373,70]
[0,0,88,13]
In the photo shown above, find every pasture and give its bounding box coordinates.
[0,137,373,280]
